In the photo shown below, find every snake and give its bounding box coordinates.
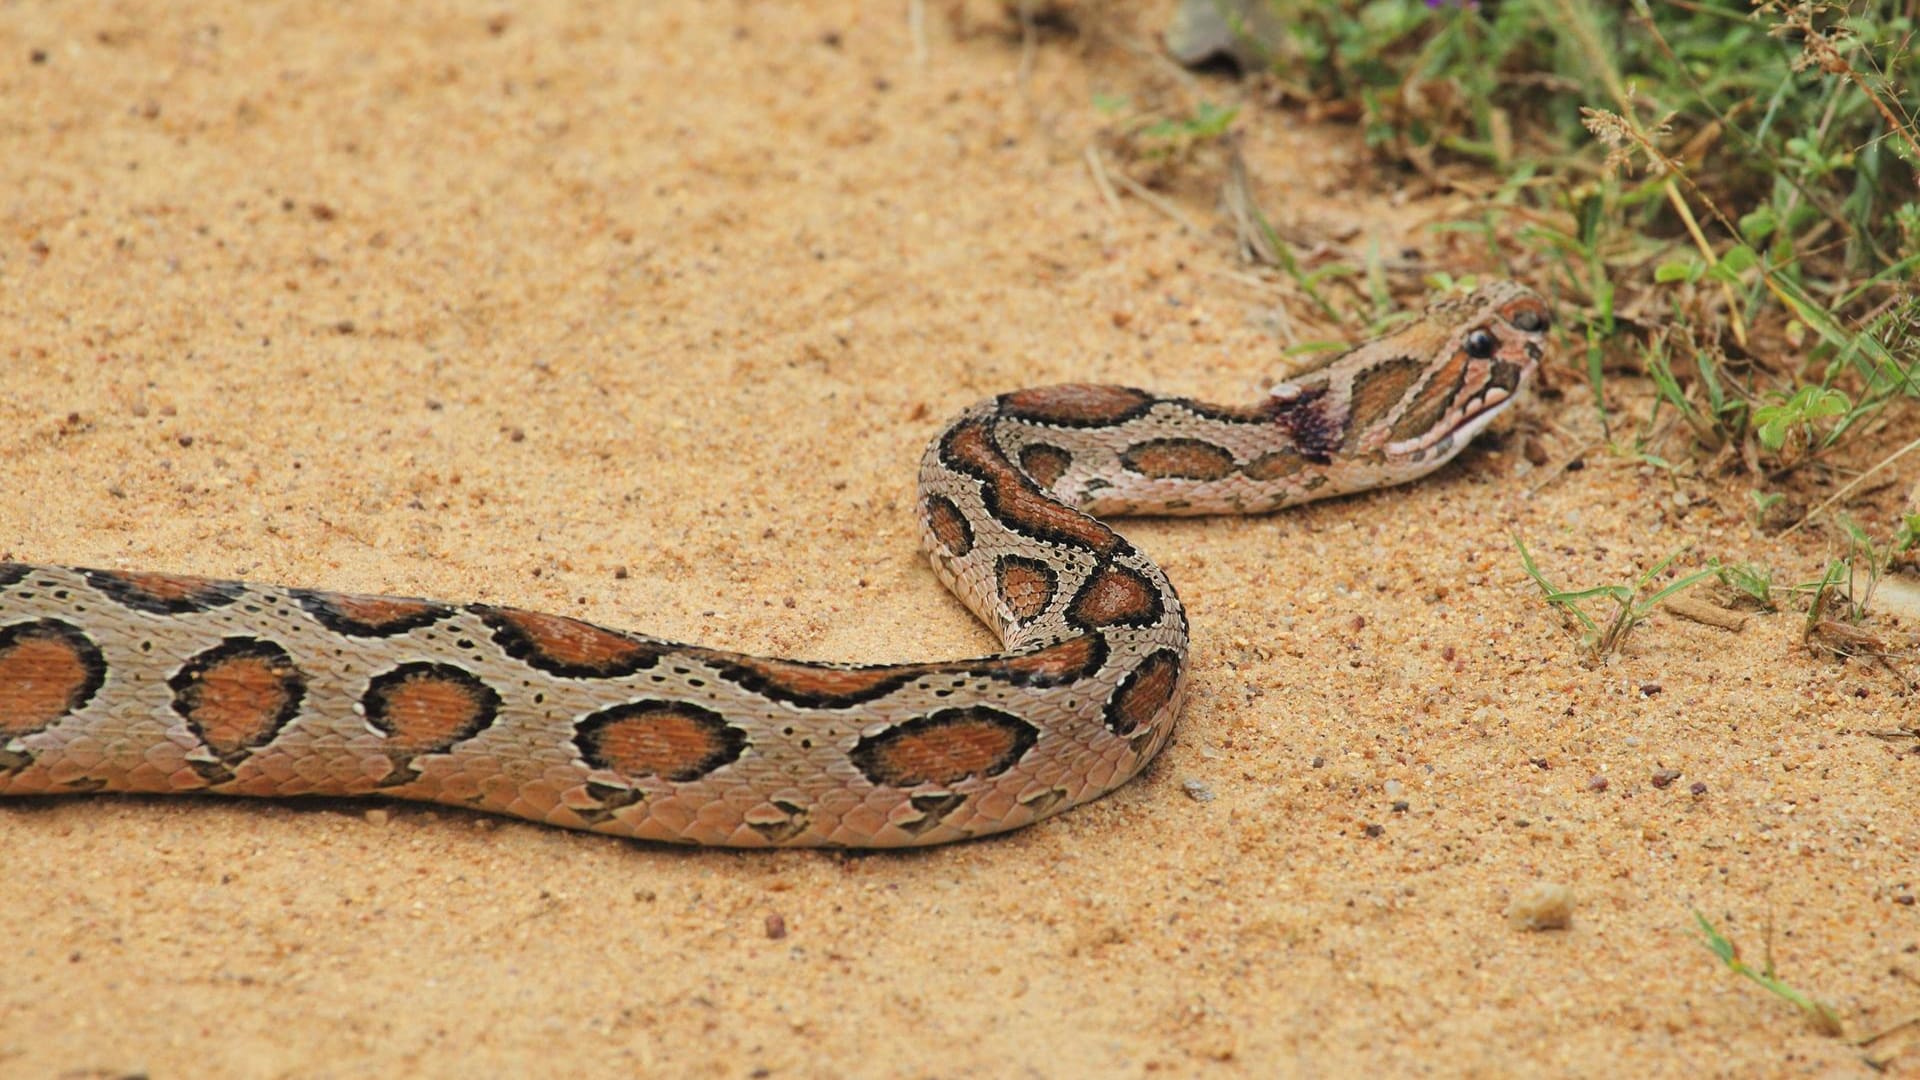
[0,282,1549,847]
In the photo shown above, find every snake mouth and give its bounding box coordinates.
[1384,357,1532,459]
[1455,359,1529,425]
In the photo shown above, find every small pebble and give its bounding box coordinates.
[1181,778,1215,803]
[364,808,390,826]
[1362,823,1384,838]
[1508,882,1575,931]
[765,913,787,940]
[1640,683,1663,696]
[1651,768,1682,789]
[1689,781,1708,796]
[1390,800,1409,813]
[1587,774,1609,793]
[1310,756,1325,769]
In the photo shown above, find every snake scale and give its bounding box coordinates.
[0,283,1549,847]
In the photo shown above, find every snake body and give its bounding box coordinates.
[0,283,1548,847]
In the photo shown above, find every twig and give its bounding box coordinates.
[908,0,927,66]
[1102,158,1205,233]
[1083,145,1121,217]
[1016,0,1036,88]
[1664,596,1748,631]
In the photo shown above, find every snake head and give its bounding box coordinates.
[1271,281,1551,475]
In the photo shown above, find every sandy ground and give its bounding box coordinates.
[3,1,1917,1076]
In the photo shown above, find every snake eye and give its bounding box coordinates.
[1464,329,1497,360]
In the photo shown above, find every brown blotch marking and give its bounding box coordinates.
[473,604,663,678]
[1104,649,1182,736]
[986,633,1107,688]
[169,638,307,762]
[1388,351,1467,443]
[362,662,501,755]
[1175,397,1282,424]
[1018,443,1072,489]
[999,384,1152,426]
[0,619,107,736]
[940,421,1120,556]
[576,700,748,783]
[924,495,973,557]
[721,633,1109,709]
[995,555,1057,623]
[85,568,241,615]
[710,654,930,709]
[1342,357,1427,442]
[1120,438,1237,481]
[294,589,450,637]
[1065,562,1163,629]
[0,564,27,589]
[850,706,1038,788]
[1242,449,1307,482]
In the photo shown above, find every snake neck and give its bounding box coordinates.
[915,281,1552,655]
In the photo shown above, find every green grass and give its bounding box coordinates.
[1179,0,1917,480]
[1692,910,1845,1037]
[1716,561,1780,610]
[1143,0,1920,662]
[1513,536,1719,660]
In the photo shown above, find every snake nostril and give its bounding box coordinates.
[1511,307,1549,333]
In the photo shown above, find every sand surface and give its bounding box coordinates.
[4,1,1917,1076]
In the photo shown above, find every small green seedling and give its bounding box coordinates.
[1716,561,1776,610]
[1834,515,1892,621]
[1801,558,1852,633]
[1692,910,1843,1037]
[1897,513,1920,556]
[1753,385,1852,459]
[1140,100,1239,144]
[1514,536,1718,661]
